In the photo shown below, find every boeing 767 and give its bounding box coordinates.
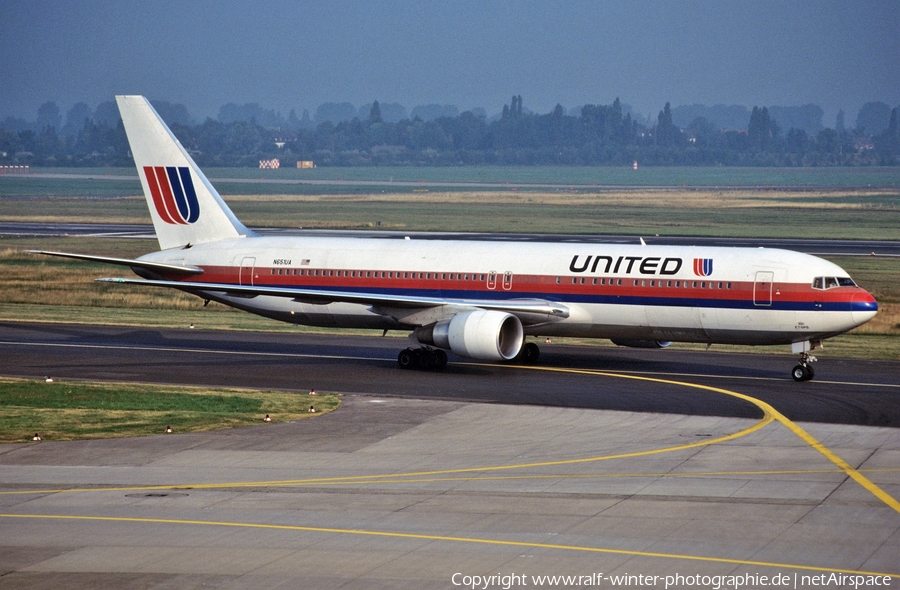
[31,96,878,381]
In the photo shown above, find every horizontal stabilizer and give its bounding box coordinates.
[28,251,204,276]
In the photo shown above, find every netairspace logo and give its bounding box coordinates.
[451,571,893,589]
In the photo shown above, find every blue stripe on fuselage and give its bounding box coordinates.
[251,283,871,313]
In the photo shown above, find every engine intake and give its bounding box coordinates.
[415,310,524,361]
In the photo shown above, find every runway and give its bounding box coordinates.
[1,322,899,588]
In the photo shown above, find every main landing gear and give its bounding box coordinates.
[396,342,542,371]
[398,347,448,370]
[518,342,541,365]
[791,352,817,382]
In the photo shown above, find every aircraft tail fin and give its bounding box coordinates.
[116,95,253,250]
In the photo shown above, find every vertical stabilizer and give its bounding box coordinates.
[116,95,252,250]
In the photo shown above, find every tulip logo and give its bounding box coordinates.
[693,258,713,277]
[143,166,200,224]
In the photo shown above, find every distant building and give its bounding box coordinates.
[0,165,30,173]
[259,159,280,169]
[297,160,315,169]
[854,137,875,152]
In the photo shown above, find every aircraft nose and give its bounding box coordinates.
[851,291,878,326]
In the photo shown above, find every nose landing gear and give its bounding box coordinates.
[791,352,817,381]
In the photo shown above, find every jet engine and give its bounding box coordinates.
[611,339,672,349]
[414,310,524,361]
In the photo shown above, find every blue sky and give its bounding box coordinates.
[1,0,897,124]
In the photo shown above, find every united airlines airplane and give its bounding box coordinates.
[32,96,878,381]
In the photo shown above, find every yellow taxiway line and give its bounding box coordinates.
[0,512,896,578]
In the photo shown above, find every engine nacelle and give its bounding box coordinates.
[414,310,524,361]
[611,339,672,349]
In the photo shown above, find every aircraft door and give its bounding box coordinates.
[502,271,513,291]
[487,271,497,290]
[240,257,256,286]
[754,271,774,306]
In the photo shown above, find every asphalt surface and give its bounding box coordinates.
[1,322,898,427]
[1,322,899,588]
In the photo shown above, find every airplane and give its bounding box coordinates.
[31,95,878,381]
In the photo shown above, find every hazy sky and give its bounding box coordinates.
[2,0,898,124]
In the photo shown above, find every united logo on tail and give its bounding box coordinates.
[693,258,713,277]
[142,166,200,224]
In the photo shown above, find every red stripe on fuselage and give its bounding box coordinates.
[172,266,865,308]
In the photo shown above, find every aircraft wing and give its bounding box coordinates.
[27,251,204,277]
[96,277,570,320]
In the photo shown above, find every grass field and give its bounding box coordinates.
[1,189,899,239]
[0,377,339,443]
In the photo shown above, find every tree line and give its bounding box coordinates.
[2,97,898,167]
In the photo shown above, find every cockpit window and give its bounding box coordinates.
[812,276,857,290]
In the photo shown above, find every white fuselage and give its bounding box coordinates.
[141,236,878,346]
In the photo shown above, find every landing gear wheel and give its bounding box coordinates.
[397,347,447,371]
[418,348,434,369]
[791,363,814,382]
[792,350,818,381]
[398,348,416,370]
[521,342,540,365]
